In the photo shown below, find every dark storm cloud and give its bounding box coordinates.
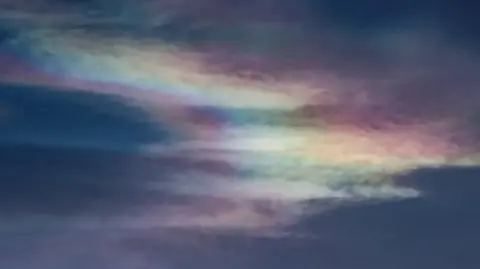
[0,82,173,147]
[0,83,164,215]
[301,0,480,39]
[0,83,237,216]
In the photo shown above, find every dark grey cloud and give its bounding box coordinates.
[0,83,174,148]
[0,83,240,216]
[0,83,159,215]
[299,0,479,41]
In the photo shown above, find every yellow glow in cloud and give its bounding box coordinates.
[29,30,318,109]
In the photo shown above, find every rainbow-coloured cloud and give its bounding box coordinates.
[1,13,480,233]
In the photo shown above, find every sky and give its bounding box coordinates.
[1,1,480,268]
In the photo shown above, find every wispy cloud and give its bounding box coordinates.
[2,0,480,244]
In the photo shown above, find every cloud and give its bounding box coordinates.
[2,0,480,245]
[2,2,480,268]
[3,24,480,237]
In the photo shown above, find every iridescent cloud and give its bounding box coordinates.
[1,6,480,234]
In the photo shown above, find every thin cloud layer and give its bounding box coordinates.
[0,0,480,252]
